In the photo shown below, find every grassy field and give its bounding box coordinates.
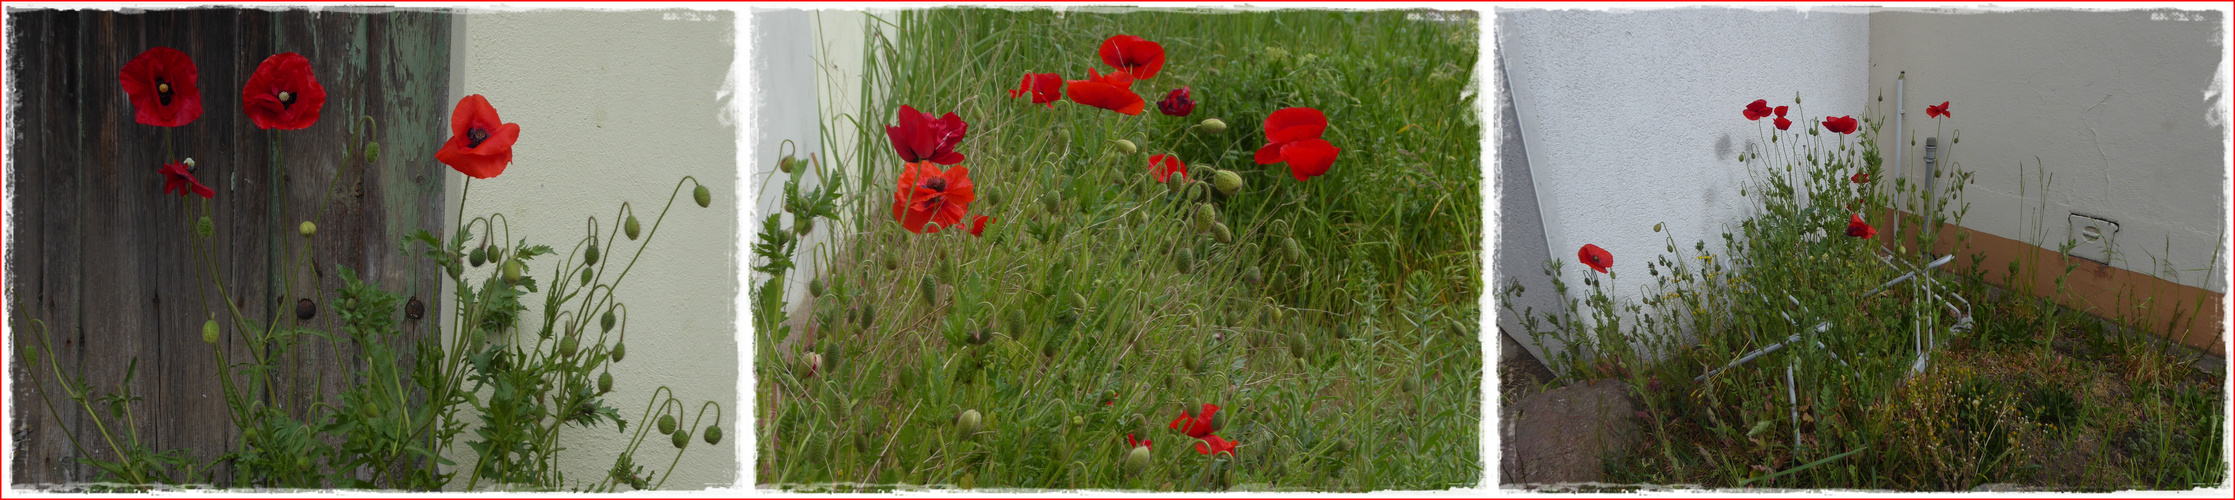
[753,8,1484,491]
[1499,96,2227,491]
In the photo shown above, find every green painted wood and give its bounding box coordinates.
[6,8,451,487]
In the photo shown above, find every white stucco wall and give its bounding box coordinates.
[1496,7,1871,364]
[748,9,874,322]
[1867,8,2230,293]
[447,9,740,489]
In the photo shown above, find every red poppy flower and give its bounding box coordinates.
[1066,68,1145,115]
[1009,72,1063,108]
[1846,214,1877,239]
[1254,107,1340,181]
[1168,403,1219,439]
[1578,244,1612,273]
[1926,101,1951,118]
[1822,116,1859,135]
[1097,34,1166,80]
[241,53,326,130]
[1157,86,1195,116]
[1774,116,1793,130]
[1126,434,1153,449]
[158,161,213,199]
[967,214,994,237]
[1850,172,1869,184]
[1774,105,1789,118]
[1743,99,1773,121]
[891,161,976,233]
[886,105,968,165]
[1193,435,1239,457]
[1149,153,1188,183]
[119,47,203,127]
[434,95,522,179]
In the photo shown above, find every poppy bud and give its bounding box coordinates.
[625,215,641,240]
[470,247,488,267]
[1110,139,1138,154]
[1208,408,1225,433]
[1175,247,1194,274]
[1334,323,1350,339]
[601,309,617,333]
[1071,292,1089,311]
[1193,204,1218,233]
[919,275,939,306]
[487,246,504,264]
[672,429,691,449]
[1243,266,1263,287]
[796,216,814,236]
[860,303,877,327]
[659,415,678,435]
[202,319,220,345]
[504,260,523,284]
[808,278,826,298]
[1184,343,1202,371]
[779,154,797,174]
[895,367,915,393]
[580,267,594,287]
[1197,118,1227,134]
[585,242,601,265]
[801,351,823,379]
[1212,169,1244,197]
[1283,237,1304,263]
[703,425,724,445]
[559,334,580,358]
[1211,222,1234,244]
[196,216,214,238]
[1333,437,1355,454]
[299,221,316,238]
[1403,373,1421,393]
[1289,330,1311,359]
[598,372,614,393]
[1125,445,1152,476]
[882,252,900,271]
[1165,170,1186,194]
[295,298,317,321]
[694,185,712,208]
[957,409,984,438]
[610,341,627,362]
[1041,192,1062,214]
[21,339,37,365]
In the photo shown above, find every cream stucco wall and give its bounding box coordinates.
[446,9,740,490]
[1496,7,1872,366]
[1867,8,2230,293]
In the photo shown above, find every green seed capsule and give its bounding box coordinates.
[694,185,712,208]
[625,215,641,240]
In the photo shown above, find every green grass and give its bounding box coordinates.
[753,8,1482,491]
[1501,95,2227,491]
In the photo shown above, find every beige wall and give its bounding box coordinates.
[1868,8,2229,293]
[447,8,740,489]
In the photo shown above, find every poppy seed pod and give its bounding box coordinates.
[1125,445,1152,476]
[625,215,641,240]
[956,409,984,438]
[1197,118,1227,134]
[1110,139,1138,154]
[1212,169,1244,197]
[598,371,614,393]
[671,429,691,449]
[202,319,220,345]
[703,425,723,445]
[611,342,627,362]
[693,185,712,208]
[503,260,523,284]
[295,298,317,321]
[658,415,678,435]
[196,216,214,238]
[298,221,316,238]
[470,246,488,267]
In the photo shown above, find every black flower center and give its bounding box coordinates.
[467,128,491,148]
[923,177,947,192]
[156,78,174,105]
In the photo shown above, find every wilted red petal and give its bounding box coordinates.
[1279,139,1340,182]
[1846,214,1877,239]
[120,47,203,127]
[159,162,214,199]
[968,215,994,237]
